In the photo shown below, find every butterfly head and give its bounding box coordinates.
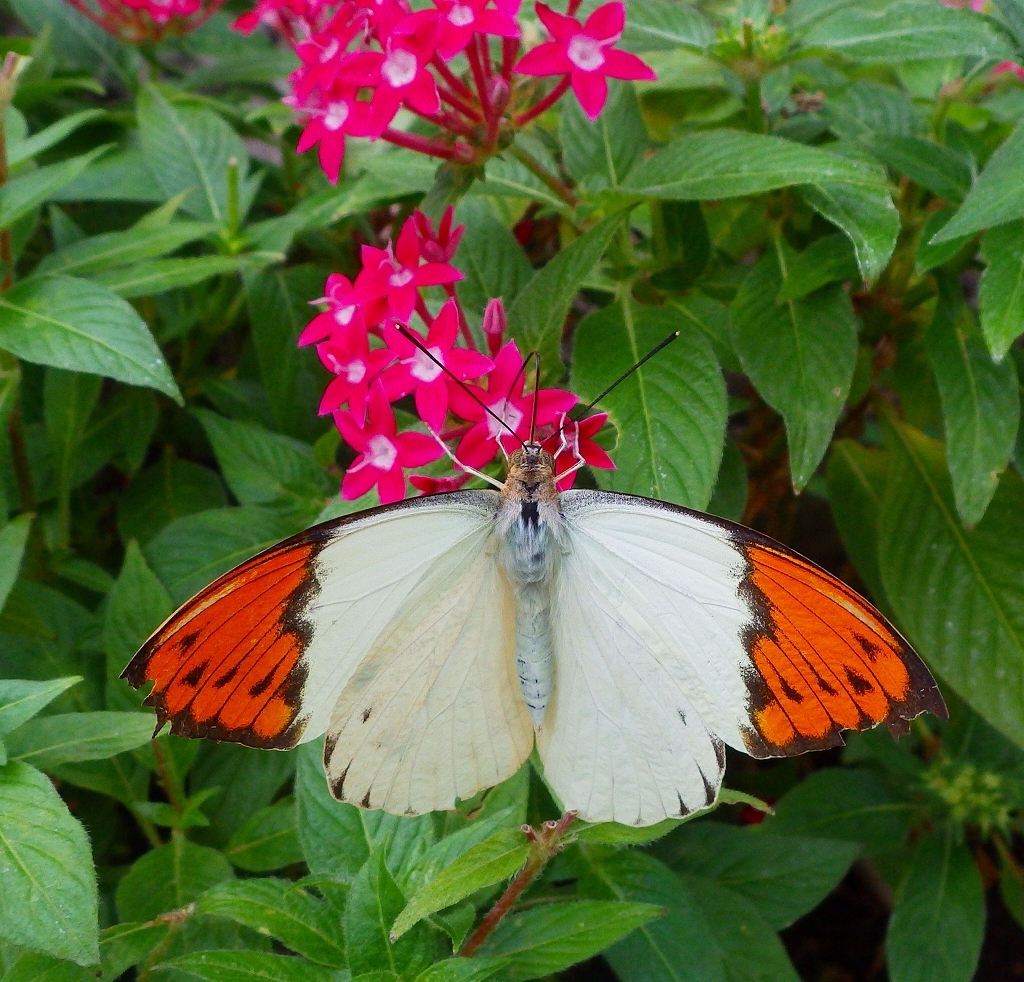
[500,443,559,515]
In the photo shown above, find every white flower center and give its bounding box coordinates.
[324,101,350,131]
[367,434,398,470]
[382,48,418,88]
[448,4,475,26]
[320,38,339,62]
[410,347,444,382]
[487,400,523,439]
[567,34,606,72]
[389,268,414,287]
[333,304,356,326]
[343,360,366,383]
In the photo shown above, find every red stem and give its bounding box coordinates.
[566,0,582,14]
[437,85,483,122]
[466,38,492,125]
[63,0,110,30]
[514,76,571,126]
[415,294,435,327]
[412,107,476,137]
[480,33,494,80]
[381,128,459,159]
[502,37,520,78]
[444,284,477,350]
[433,55,477,102]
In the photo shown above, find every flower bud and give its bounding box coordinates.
[482,298,507,358]
[487,76,511,116]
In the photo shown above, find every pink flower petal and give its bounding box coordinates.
[397,429,446,465]
[583,1,624,41]
[534,1,579,41]
[414,377,450,431]
[395,219,420,268]
[336,410,370,450]
[515,41,572,76]
[428,300,461,348]
[457,424,499,468]
[571,68,608,120]
[447,348,494,380]
[602,48,657,81]
[377,466,408,503]
[318,131,346,184]
[413,261,464,286]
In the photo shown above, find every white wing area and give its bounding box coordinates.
[321,532,533,814]
[538,491,755,825]
[296,492,503,741]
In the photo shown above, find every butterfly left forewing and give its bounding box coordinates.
[557,490,945,764]
[123,492,503,751]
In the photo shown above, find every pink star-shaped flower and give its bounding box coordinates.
[515,1,656,120]
[317,323,396,419]
[380,299,493,430]
[353,217,463,324]
[542,412,615,489]
[361,26,441,137]
[291,79,374,184]
[448,340,577,468]
[414,206,465,263]
[299,273,385,348]
[410,472,471,495]
[397,0,521,61]
[336,381,444,502]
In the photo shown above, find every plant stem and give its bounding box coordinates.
[513,77,571,126]
[501,37,519,78]
[382,128,461,160]
[6,406,34,512]
[508,142,577,208]
[151,739,184,814]
[433,56,477,103]
[459,811,576,957]
[436,86,483,123]
[0,79,12,292]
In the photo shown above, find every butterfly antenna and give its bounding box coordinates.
[396,324,524,449]
[529,353,541,445]
[497,348,536,451]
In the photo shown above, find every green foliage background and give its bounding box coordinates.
[0,0,1023,980]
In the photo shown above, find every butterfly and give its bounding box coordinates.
[123,419,946,826]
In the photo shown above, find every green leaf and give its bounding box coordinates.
[868,136,972,205]
[391,828,528,940]
[195,410,332,510]
[506,211,626,374]
[104,542,174,708]
[154,951,335,982]
[560,80,647,188]
[800,1,1014,61]
[37,220,216,277]
[572,300,726,507]
[656,824,860,930]
[775,233,860,302]
[1000,871,1024,931]
[879,421,1024,750]
[0,276,181,401]
[295,741,434,885]
[0,146,109,231]
[414,958,509,982]
[476,900,663,982]
[731,246,858,489]
[0,677,80,737]
[980,219,1024,361]
[224,797,302,873]
[573,850,723,982]
[144,506,305,604]
[92,253,280,299]
[116,836,233,922]
[0,761,99,964]
[346,848,438,979]
[452,198,534,320]
[243,265,327,442]
[760,768,913,857]
[197,878,346,968]
[707,438,748,523]
[886,830,985,982]
[926,280,1020,526]
[620,130,887,201]
[8,109,106,167]
[0,513,33,612]
[799,165,900,282]
[612,0,714,51]
[118,456,227,545]
[5,712,155,769]
[933,123,1024,242]
[137,84,257,225]
[826,440,890,606]
[916,208,972,275]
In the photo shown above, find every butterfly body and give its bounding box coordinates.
[497,446,563,727]
[124,444,945,826]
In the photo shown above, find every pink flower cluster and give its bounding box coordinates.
[63,0,225,41]
[233,0,654,183]
[299,207,614,502]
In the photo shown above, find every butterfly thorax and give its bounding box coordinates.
[495,444,562,729]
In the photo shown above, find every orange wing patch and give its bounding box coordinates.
[739,540,945,756]
[122,532,328,749]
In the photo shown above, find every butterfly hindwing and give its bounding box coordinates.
[556,490,945,768]
[323,535,532,815]
[123,491,506,753]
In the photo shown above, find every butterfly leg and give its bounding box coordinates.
[430,431,506,491]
